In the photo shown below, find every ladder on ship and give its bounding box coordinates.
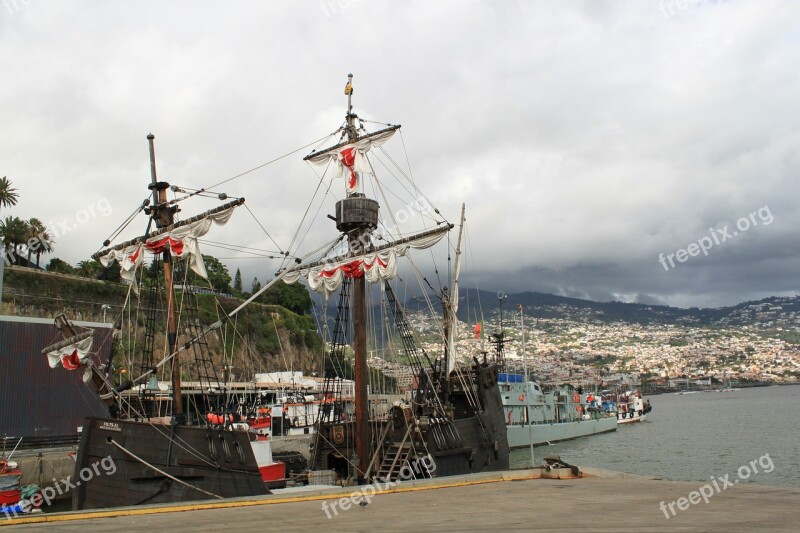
[374,424,414,482]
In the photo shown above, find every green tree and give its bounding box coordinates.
[46,257,76,274]
[77,260,104,279]
[202,255,231,293]
[234,268,242,292]
[98,261,122,282]
[251,277,261,294]
[25,217,54,267]
[257,281,312,315]
[0,177,19,211]
[0,215,27,261]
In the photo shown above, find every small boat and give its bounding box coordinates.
[0,438,44,518]
[616,390,651,424]
[270,394,319,436]
[0,458,23,510]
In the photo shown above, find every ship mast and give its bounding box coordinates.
[444,204,466,386]
[301,74,450,480]
[342,74,371,479]
[146,134,182,419]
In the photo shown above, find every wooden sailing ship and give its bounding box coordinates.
[43,136,274,510]
[44,74,509,511]
[281,74,510,483]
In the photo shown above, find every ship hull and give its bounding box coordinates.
[500,376,618,448]
[72,417,268,510]
[426,412,510,477]
[617,413,647,424]
[311,364,510,481]
[434,364,510,476]
[507,417,617,448]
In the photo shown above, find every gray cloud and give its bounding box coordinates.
[2,1,798,308]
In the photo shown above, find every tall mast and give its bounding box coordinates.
[146,134,182,418]
[444,204,466,381]
[342,73,371,479]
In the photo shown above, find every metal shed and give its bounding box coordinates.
[0,315,110,440]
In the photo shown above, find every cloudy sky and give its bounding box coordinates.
[2,0,798,309]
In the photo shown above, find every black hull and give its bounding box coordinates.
[312,364,510,480]
[428,413,509,477]
[73,418,268,510]
[424,364,510,477]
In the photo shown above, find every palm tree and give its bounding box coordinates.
[25,217,54,267]
[0,176,19,296]
[0,177,18,211]
[0,216,27,263]
[77,260,103,278]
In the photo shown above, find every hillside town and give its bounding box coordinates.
[369,298,800,390]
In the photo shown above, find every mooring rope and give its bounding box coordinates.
[108,439,223,499]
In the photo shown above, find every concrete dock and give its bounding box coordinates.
[2,468,798,532]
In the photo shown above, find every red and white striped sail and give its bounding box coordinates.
[283,226,448,298]
[97,206,237,284]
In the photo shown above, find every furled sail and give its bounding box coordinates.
[304,126,399,194]
[42,331,95,382]
[446,205,466,374]
[94,201,242,284]
[283,223,451,298]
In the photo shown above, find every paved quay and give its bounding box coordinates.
[2,468,798,532]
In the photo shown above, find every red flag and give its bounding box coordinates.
[338,147,358,192]
[473,323,482,339]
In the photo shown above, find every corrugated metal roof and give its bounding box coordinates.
[0,315,111,438]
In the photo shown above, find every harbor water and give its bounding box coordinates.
[510,384,800,488]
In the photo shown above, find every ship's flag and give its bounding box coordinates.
[338,146,358,192]
[305,128,397,196]
[473,322,482,339]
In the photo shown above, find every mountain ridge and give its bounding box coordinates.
[451,288,800,329]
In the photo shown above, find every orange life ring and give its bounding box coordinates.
[572,393,580,403]
[519,394,526,402]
